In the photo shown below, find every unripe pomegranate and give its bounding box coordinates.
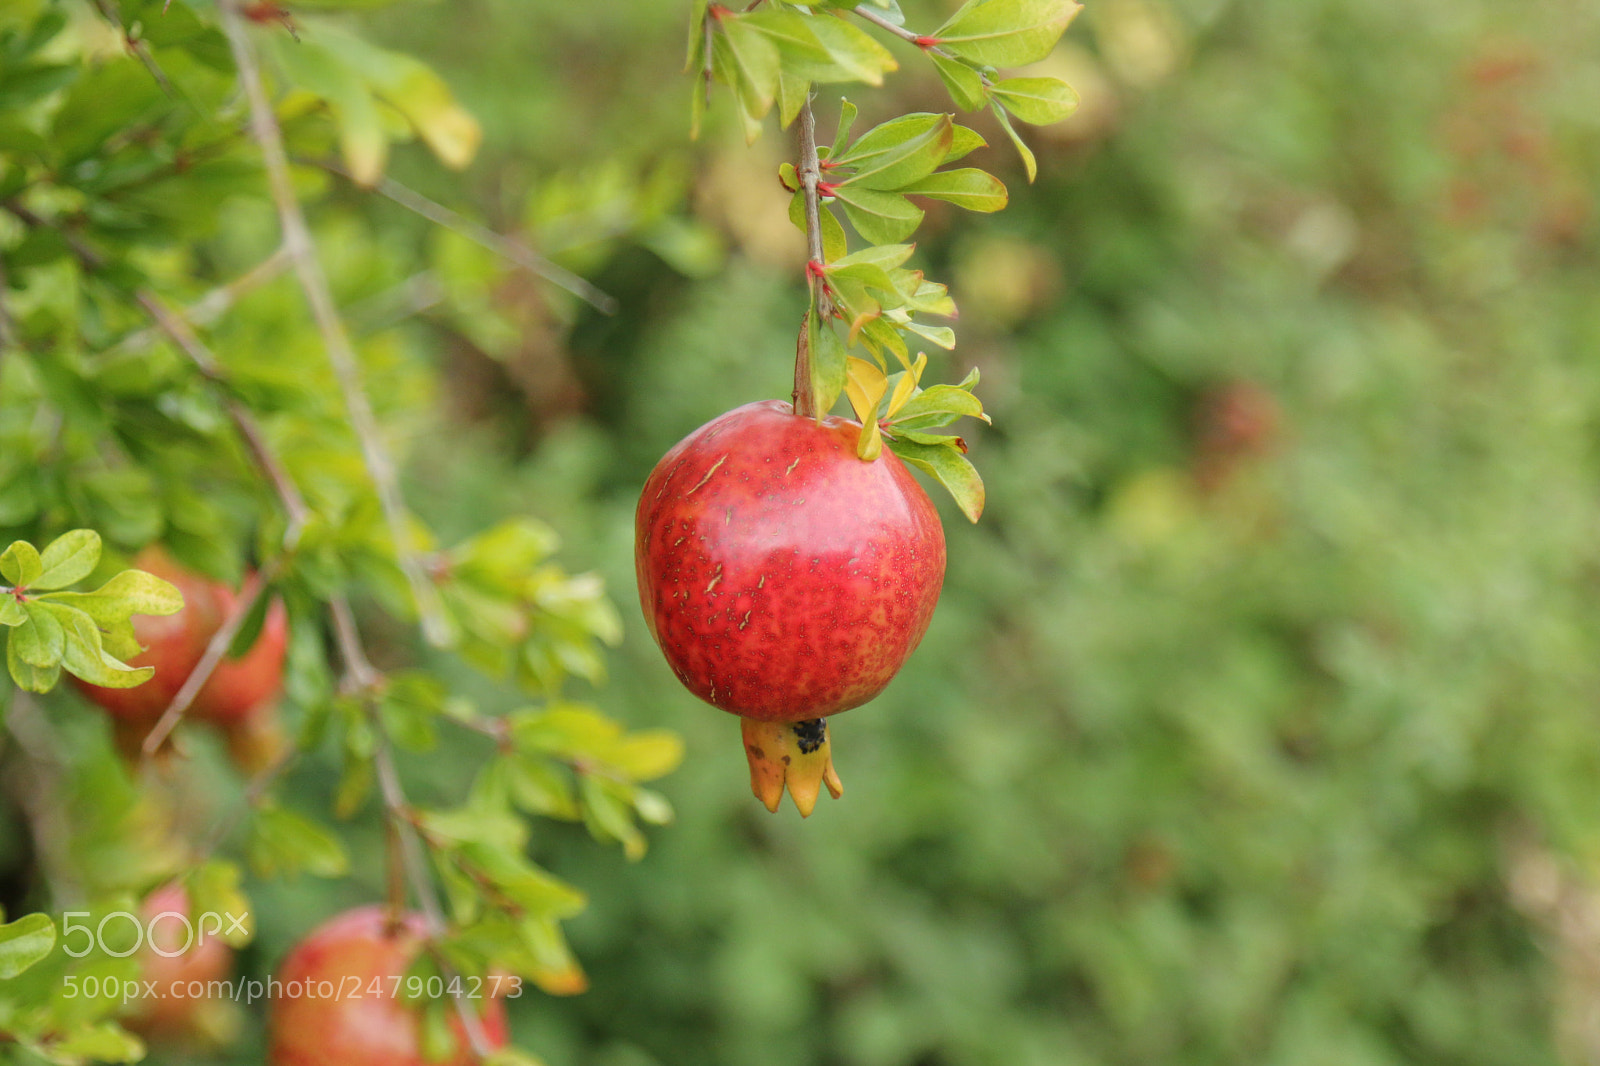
[126,883,235,1043]
[636,399,946,814]
[75,547,288,765]
[75,549,228,725]
[266,906,508,1066]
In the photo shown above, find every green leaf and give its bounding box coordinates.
[716,13,781,139]
[46,602,153,688]
[580,775,648,861]
[38,1023,145,1062]
[899,168,1008,211]
[947,124,988,163]
[265,32,388,185]
[0,540,42,587]
[33,529,101,590]
[890,382,989,429]
[510,703,624,759]
[810,307,849,414]
[833,185,924,244]
[888,436,986,521]
[249,804,351,879]
[902,320,958,349]
[840,114,954,191]
[0,912,55,979]
[0,597,22,627]
[456,842,587,917]
[832,97,859,151]
[990,100,1038,182]
[930,52,989,111]
[788,192,850,261]
[297,20,482,172]
[48,568,186,618]
[992,75,1080,124]
[775,66,809,128]
[515,914,588,994]
[827,259,903,300]
[607,730,686,781]
[746,8,896,86]
[503,754,580,820]
[15,602,64,668]
[7,633,58,692]
[806,14,898,85]
[832,244,917,270]
[933,0,1082,68]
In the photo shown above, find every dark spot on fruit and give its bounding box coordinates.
[793,718,826,754]
[748,745,766,759]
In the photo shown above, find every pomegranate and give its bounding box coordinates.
[266,906,508,1066]
[126,883,235,1043]
[74,547,288,764]
[635,399,946,814]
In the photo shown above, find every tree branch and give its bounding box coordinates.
[311,159,617,315]
[327,595,495,1057]
[219,1,453,649]
[793,96,832,420]
[111,246,293,355]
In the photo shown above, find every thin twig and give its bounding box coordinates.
[328,596,495,1057]
[142,564,285,755]
[794,97,829,419]
[219,1,453,648]
[91,0,177,98]
[111,246,292,355]
[850,4,995,86]
[312,159,617,315]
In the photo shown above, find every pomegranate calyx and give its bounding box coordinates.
[741,717,844,817]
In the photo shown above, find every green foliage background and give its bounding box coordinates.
[8,0,1600,1063]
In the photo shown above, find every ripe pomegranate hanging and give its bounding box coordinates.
[635,399,946,815]
[266,906,508,1066]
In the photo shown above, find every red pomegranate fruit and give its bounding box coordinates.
[635,399,946,814]
[126,883,235,1043]
[74,547,288,764]
[266,906,508,1066]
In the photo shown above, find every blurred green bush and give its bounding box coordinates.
[139,0,1600,1062]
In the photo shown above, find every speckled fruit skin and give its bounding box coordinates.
[636,399,946,722]
[266,906,508,1066]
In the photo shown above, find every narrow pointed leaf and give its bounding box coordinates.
[992,76,1080,124]
[888,436,986,521]
[930,52,989,111]
[890,382,988,428]
[833,185,923,244]
[903,320,958,349]
[990,101,1038,181]
[840,115,953,191]
[832,97,858,151]
[899,168,1008,211]
[845,357,888,426]
[809,308,849,414]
